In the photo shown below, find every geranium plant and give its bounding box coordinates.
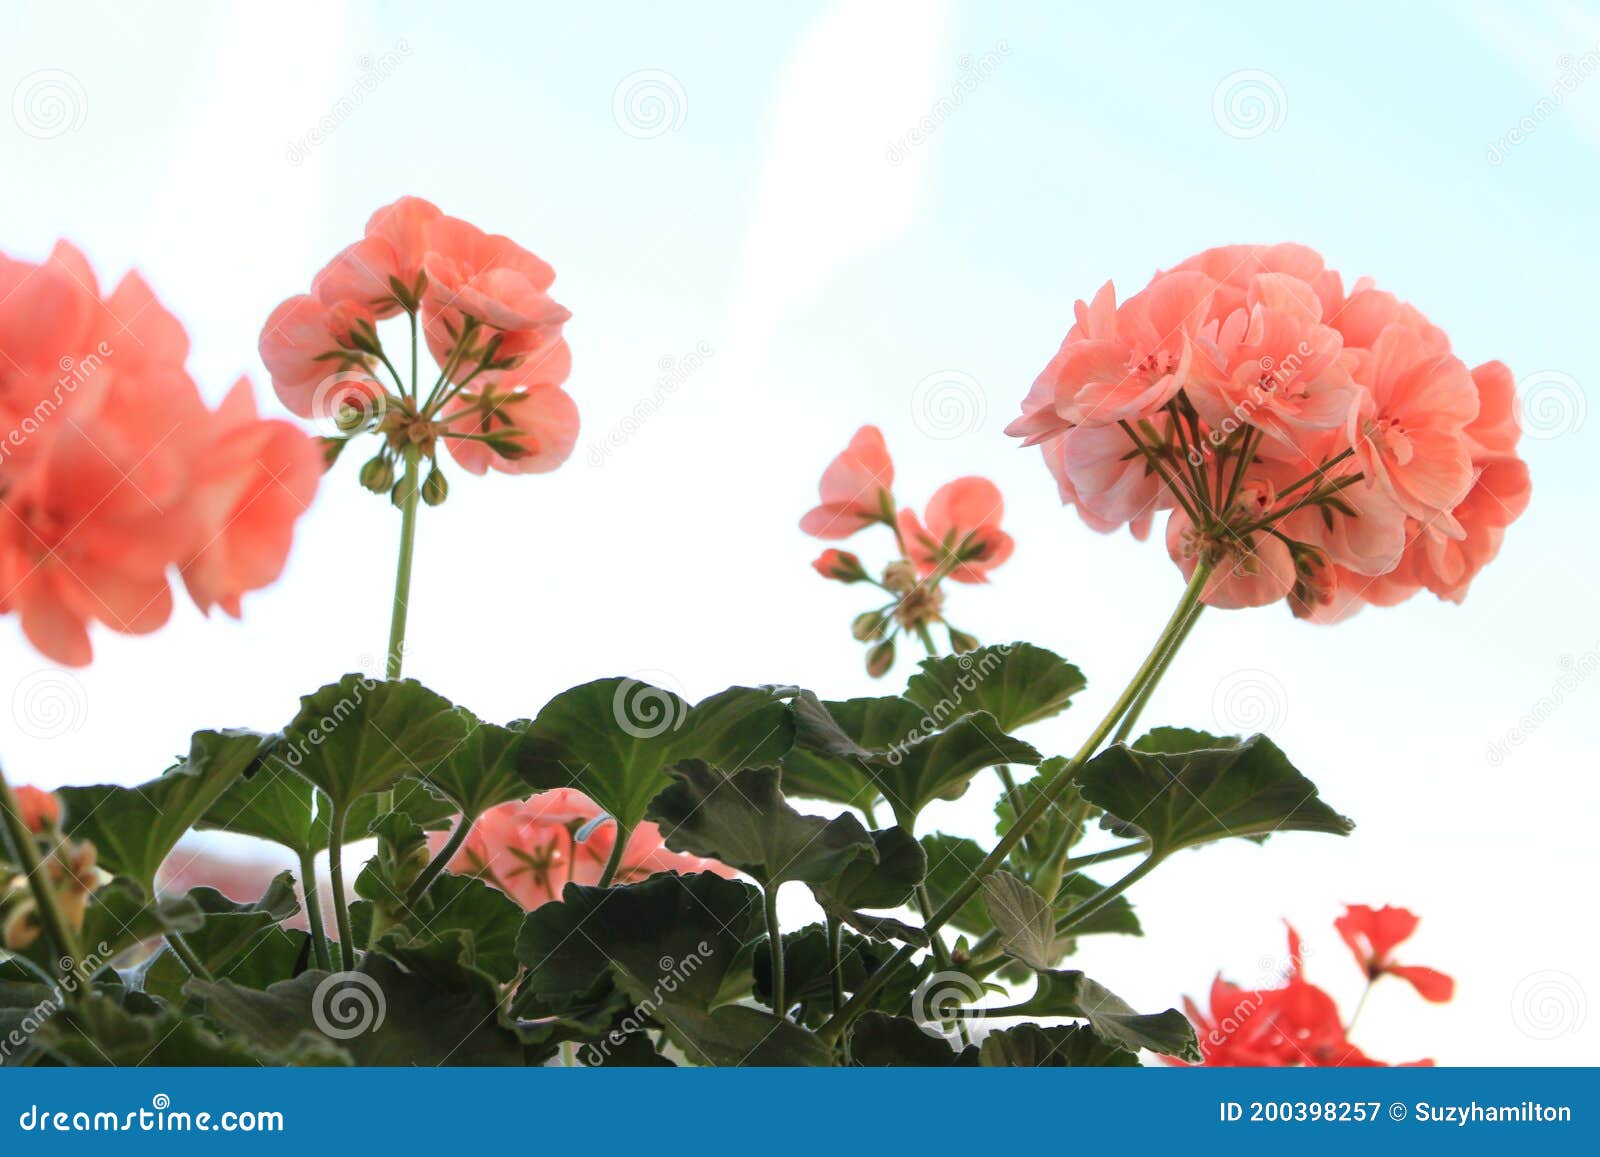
[0,231,1525,1066]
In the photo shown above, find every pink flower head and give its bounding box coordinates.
[2,245,319,664]
[799,425,895,539]
[1010,243,1528,622]
[446,790,733,910]
[179,379,323,617]
[897,476,1013,584]
[1006,271,1215,440]
[438,368,580,476]
[257,294,383,420]
[421,215,572,379]
[312,196,443,318]
[1348,322,1478,530]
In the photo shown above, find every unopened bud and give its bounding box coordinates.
[360,455,394,493]
[882,560,918,594]
[866,639,895,679]
[948,626,979,655]
[813,549,867,583]
[852,610,888,642]
[421,464,449,507]
[390,472,418,509]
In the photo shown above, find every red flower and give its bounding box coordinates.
[1172,924,1432,1067]
[1335,904,1455,1002]
[11,785,60,833]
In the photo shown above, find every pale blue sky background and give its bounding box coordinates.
[3,0,1596,1063]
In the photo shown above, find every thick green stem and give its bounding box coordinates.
[1111,603,1204,745]
[165,931,214,981]
[595,819,631,889]
[327,804,356,971]
[764,886,785,1016]
[0,765,83,998]
[826,914,845,1018]
[298,849,333,972]
[386,443,422,681]
[406,813,473,906]
[816,561,1213,1045]
[1054,854,1162,937]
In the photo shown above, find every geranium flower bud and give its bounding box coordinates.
[866,639,895,678]
[812,549,867,583]
[421,464,449,507]
[948,626,979,654]
[391,472,418,509]
[851,610,887,642]
[359,454,395,493]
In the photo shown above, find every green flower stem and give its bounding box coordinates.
[1054,853,1161,937]
[374,441,423,827]
[165,930,214,982]
[764,886,785,1016]
[327,803,357,971]
[386,442,422,682]
[1111,602,1204,745]
[826,914,845,1018]
[298,849,333,972]
[405,813,473,907]
[816,560,1213,1045]
[0,765,84,998]
[1345,979,1375,1034]
[594,819,632,889]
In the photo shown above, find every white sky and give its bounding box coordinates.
[3,0,1596,1064]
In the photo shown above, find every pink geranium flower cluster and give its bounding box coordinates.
[438,789,732,910]
[0,243,321,665]
[801,426,1012,674]
[1009,244,1531,618]
[259,196,577,482]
